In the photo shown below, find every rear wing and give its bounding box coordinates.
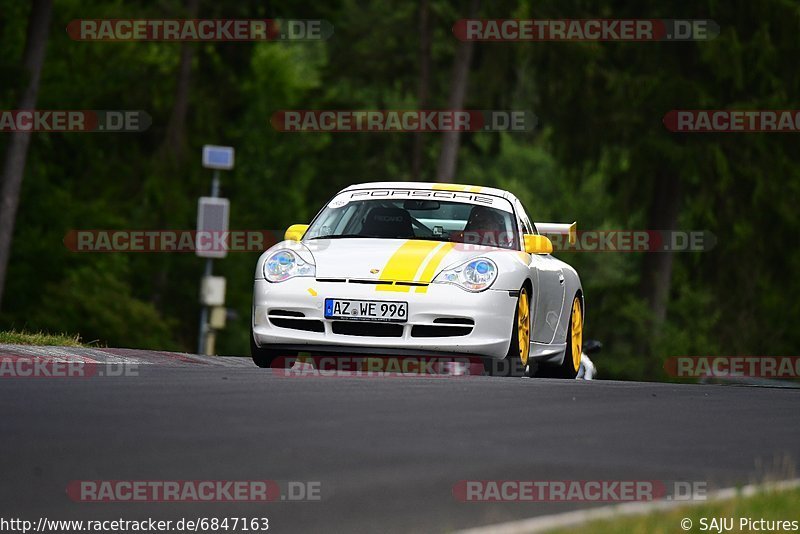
[535,221,577,245]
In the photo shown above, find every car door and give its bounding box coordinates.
[516,201,566,344]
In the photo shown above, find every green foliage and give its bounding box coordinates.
[30,263,180,350]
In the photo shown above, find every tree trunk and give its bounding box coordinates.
[150,0,198,309]
[638,171,682,365]
[0,0,53,311]
[435,0,479,183]
[159,0,198,162]
[411,0,431,181]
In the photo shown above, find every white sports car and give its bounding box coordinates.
[251,182,583,377]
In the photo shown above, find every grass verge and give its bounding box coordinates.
[547,486,800,534]
[0,329,84,347]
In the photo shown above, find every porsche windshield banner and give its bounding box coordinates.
[329,189,515,213]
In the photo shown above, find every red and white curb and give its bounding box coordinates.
[0,344,253,367]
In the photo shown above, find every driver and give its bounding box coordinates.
[459,206,511,248]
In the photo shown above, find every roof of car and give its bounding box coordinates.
[341,181,517,201]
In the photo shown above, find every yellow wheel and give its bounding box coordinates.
[557,295,583,378]
[570,296,583,373]
[517,289,531,367]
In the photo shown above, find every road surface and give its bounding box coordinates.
[1,344,798,533]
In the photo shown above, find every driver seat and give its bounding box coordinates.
[360,207,415,238]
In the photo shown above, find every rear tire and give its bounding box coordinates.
[250,333,282,369]
[555,295,583,379]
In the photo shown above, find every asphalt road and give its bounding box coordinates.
[1,345,799,533]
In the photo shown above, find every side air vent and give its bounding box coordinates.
[411,325,472,338]
[269,310,305,318]
[269,318,324,333]
[433,318,475,325]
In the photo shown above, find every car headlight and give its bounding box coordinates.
[264,249,315,282]
[433,258,497,292]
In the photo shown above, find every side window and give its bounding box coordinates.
[515,200,535,235]
[528,218,538,235]
[520,217,532,235]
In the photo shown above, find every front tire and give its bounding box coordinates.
[250,333,282,368]
[485,286,531,377]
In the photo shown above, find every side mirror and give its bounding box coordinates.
[284,224,309,241]
[523,234,553,254]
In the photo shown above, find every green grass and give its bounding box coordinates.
[0,329,84,347]
[547,486,800,534]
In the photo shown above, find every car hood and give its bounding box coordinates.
[303,238,496,282]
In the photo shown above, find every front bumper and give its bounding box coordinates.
[252,278,517,359]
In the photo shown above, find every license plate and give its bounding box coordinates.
[324,298,408,322]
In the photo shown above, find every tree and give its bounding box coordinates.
[0,0,52,310]
[411,0,432,181]
[435,0,479,182]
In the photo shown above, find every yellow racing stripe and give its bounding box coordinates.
[376,240,440,292]
[432,184,466,191]
[414,243,455,293]
[432,183,482,193]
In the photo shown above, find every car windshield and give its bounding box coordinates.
[305,198,519,250]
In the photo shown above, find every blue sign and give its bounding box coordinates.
[202,145,235,170]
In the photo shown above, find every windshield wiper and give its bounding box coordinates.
[311,234,458,241]
[406,235,452,242]
[308,234,369,240]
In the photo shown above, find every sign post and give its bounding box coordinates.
[197,145,234,355]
